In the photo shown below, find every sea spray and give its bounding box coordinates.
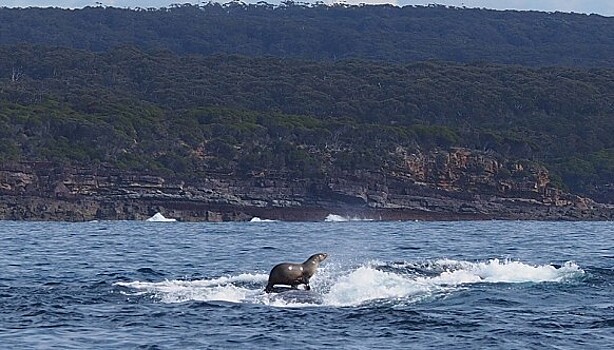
[116,273,269,303]
[115,259,583,308]
[322,266,437,306]
[324,214,374,222]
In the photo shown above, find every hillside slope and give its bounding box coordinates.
[0,46,612,207]
[0,5,612,220]
[0,3,612,67]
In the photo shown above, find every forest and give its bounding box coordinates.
[0,2,612,67]
[0,45,612,201]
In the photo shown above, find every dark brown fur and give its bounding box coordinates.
[264,253,328,293]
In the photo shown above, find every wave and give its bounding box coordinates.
[115,273,268,303]
[324,214,374,222]
[114,259,584,308]
[249,217,278,223]
[146,212,177,222]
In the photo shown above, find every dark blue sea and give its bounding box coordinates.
[1,218,612,349]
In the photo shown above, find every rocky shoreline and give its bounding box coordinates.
[1,156,612,222]
[1,192,612,222]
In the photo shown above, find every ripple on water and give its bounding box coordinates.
[0,221,612,349]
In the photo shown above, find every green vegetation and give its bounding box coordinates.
[0,3,612,67]
[0,45,612,201]
[0,4,612,202]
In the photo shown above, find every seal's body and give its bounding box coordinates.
[264,253,328,293]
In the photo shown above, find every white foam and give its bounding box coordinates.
[249,217,277,223]
[433,258,583,284]
[321,259,583,307]
[324,214,373,222]
[146,212,177,222]
[115,273,268,303]
[324,214,348,222]
[323,266,436,306]
[115,259,584,308]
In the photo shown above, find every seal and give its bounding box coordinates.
[264,253,328,293]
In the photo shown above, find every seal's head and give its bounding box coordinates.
[306,253,328,265]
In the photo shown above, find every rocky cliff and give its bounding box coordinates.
[0,148,611,221]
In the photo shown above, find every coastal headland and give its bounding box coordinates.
[1,5,612,221]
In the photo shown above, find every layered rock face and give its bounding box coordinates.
[0,148,611,221]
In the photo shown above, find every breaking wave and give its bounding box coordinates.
[324,214,374,222]
[115,259,584,308]
[249,217,278,223]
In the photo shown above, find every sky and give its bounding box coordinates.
[1,0,613,16]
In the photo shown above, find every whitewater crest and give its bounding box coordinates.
[146,212,177,222]
[116,273,268,303]
[115,259,584,308]
[249,217,277,223]
[324,214,374,222]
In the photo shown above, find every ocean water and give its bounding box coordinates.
[1,219,612,349]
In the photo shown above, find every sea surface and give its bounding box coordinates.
[1,218,612,349]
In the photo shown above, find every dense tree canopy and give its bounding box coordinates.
[0,46,612,201]
[0,3,612,67]
[0,4,612,203]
